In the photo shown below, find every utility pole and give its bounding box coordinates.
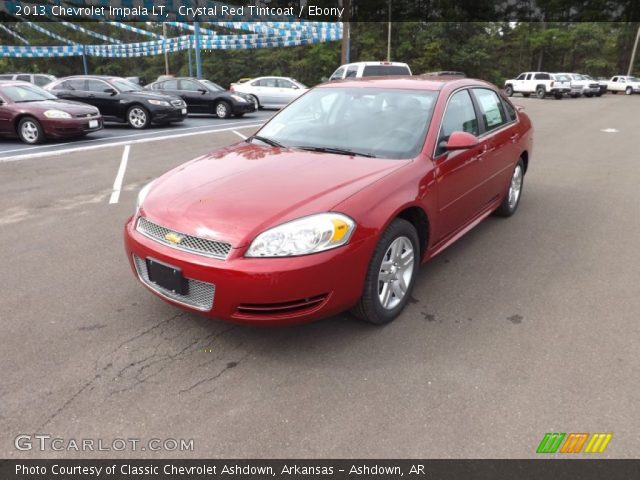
[628,24,640,76]
[162,22,170,75]
[340,0,350,64]
[387,0,392,61]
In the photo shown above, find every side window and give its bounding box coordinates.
[67,79,87,91]
[502,97,517,121]
[0,75,13,80]
[534,73,550,80]
[276,78,294,88]
[251,79,263,87]
[261,78,277,87]
[436,90,479,156]
[16,75,31,82]
[34,75,51,87]
[473,88,508,131]
[180,80,201,91]
[516,73,525,80]
[87,79,110,92]
[525,73,532,80]
[330,67,345,80]
[345,65,358,78]
[619,78,626,83]
[161,79,179,90]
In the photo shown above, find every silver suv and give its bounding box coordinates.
[0,73,56,87]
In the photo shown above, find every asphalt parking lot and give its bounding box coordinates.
[1,94,639,459]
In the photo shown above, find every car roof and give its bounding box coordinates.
[341,61,409,67]
[0,80,35,86]
[319,76,490,91]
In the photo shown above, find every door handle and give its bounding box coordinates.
[509,133,519,143]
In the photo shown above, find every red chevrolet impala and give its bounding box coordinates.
[124,77,533,326]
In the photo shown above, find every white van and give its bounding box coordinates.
[329,61,412,81]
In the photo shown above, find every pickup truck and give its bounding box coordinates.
[607,75,640,95]
[504,71,571,99]
[556,73,601,97]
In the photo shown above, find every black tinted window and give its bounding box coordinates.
[87,79,110,92]
[161,80,179,90]
[362,65,410,77]
[180,80,201,91]
[345,66,358,78]
[330,67,345,80]
[437,90,478,155]
[534,73,550,80]
[66,79,86,90]
[16,75,30,82]
[502,97,517,121]
[34,75,51,87]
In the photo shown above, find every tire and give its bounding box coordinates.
[625,87,633,95]
[126,105,150,129]
[352,219,420,325]
[536,86,546,99]
[17,117,44,144]
[505,85,514,97]
[249,95,260,110]
[215,101,231,119]
[495,158,525,217]
[595,93,602,97]
[522,93,530,98]
[554,92,563,99]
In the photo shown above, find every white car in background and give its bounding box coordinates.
[230,76,307,109]
[607,75,640,95]
[329,61,412,80]
[556,73,600,97]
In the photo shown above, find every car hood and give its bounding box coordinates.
[141,143,409,248]
[16,99,100,115]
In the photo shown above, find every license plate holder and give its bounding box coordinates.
[146,258,188,295]
[181,108,187,114]
[89,119,98,128]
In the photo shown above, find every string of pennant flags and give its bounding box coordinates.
[0,1,343,59]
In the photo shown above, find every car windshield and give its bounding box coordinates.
[2,84,58,102]
[630,77,640,82]
[110,78,143,92]
[256,87,438,159]
[201,79,224,91]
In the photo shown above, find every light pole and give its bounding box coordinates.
[386,0,392,61]
[162,22,170,75]
[628,24,640,76]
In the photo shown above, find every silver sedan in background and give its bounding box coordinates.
[230,76,308,109]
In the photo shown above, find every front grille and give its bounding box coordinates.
[137,217,232,259]
[133,255,215,311]
[75,112,99,118]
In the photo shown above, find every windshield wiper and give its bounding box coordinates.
[294,146,377,158]
[248,135,285,148]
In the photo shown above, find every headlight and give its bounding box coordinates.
[43,110,71,119]
[230,94,247,103]
[135,181,155,215]
[246,213,355,257]
[147,99,170,107]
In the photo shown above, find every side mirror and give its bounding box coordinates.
[291,85,299,90]
[444,131,479,151]
[104,88,117,96]
[198,88,207,94]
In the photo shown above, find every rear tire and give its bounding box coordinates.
[536,87,546,99]
[495,158,525,217]
[17,117,44,144]
[505,85,514,97]
[352,219,420,325]
[625,87,633,95]
[249,95,260,110]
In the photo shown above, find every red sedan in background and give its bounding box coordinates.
[124,77,533,326]
[0,81,102,144]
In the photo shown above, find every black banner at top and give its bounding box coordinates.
[0,0,639,22]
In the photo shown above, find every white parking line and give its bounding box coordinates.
[232,130,248,140]
[0,123,263,163]
[109,145,131,205]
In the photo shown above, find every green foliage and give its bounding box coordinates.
[0,22,638,87]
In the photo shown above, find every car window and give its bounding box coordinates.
[180,80,201,91]
[345,65,358,78]
[16,75,31,82]
[87,79,111,92]
[65,79,87,91]
[276,78,294,88]
[362,65,411,77]
[525,73,532,80]
[437,89,479,156]
[2,83,58,102]
[619,78,626,83]
[473,88,508,131]
[259,78,277,87]
[501,97,517,122]
[34,75,51,87]
[534,73,550,80]
[0,75,13,80]
[160,79,179,90]
[330,67,345,80]
[516,73,525,80]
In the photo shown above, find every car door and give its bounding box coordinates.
[179,79,209,113]
[275,78,301,106]
[523,73,536,92]
[52,78,89,102]
[86,79,120,118]
[0,92,13,135]
[513,73,526,92]
[256,78,278,106]
[470,87,521,202]
[431,89,490,240]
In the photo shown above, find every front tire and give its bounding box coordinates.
[495,158,525,217]
[215,101,231,119]
[352,219,419,325]
[505,85,514,97]
[17,117,44,144]
[625,87,633,95]
[127,105,150,129]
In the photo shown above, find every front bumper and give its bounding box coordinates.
[124,215,374,326]
[231,101,257,114]
[43,117,103,138]
[150,106,188,123]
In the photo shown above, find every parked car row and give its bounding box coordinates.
[504,71,638,98]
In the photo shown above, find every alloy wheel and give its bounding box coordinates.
[128,107,147,128]
[508,164,523,209]
[20,120,40,143]
[378,236,415,310]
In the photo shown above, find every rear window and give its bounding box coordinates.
[362,65,411,77]
[534,73,550,80]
